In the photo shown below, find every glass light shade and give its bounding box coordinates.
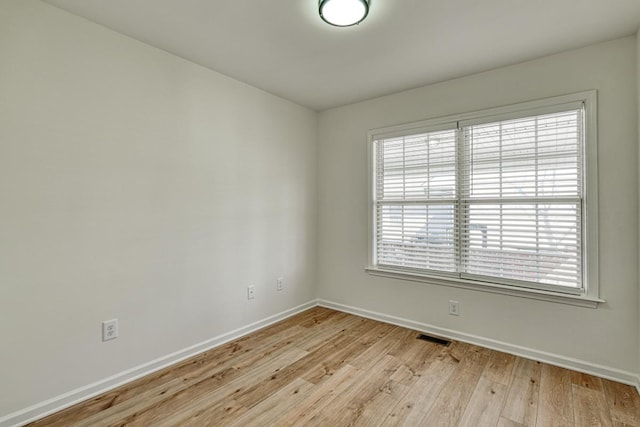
[319,0,369,27]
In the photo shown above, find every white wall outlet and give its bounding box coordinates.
[102,319,118,341]
[449,300,460,316]
[276,277,284,291]
[247,285,255,300]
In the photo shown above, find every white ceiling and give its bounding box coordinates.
[43,0,640,111]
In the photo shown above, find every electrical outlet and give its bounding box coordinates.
[449,300,460,316]
[102,319,118,341]
[276,277,284,291]
[247,286,255,300]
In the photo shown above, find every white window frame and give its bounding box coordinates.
[366,91,603,308]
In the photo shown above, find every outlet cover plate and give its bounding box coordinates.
[449,300,460,316]
[102,319,118,341]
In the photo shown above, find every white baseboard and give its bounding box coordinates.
[318,299,640,389]
[0,300,318,427]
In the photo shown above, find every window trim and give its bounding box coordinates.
[366,91,602,308]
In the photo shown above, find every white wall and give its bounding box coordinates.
[0,0,317,418]
[317,37,639,374]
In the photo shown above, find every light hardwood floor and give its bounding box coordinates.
[31,307,640,426]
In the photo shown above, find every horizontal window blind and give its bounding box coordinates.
[375,128,458,273]
[373,106,585,291]
[460,110,583,288]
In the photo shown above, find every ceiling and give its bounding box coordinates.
[43,0,640,111]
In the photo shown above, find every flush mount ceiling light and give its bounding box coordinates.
[319,0,369,27]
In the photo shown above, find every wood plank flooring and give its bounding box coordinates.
[30,307,640,426]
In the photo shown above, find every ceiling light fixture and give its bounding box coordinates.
[319,0,369,27]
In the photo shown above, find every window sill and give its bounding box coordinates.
[364,266,605,308]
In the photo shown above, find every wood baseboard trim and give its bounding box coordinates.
[318,299,639,389]
[0,300,318,427]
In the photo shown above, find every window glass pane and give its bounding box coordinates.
[378,130,456,201]
[377,203,457,272]
[462,203,581,288]
[463,110,581,199]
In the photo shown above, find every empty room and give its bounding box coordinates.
[1,0,640,426]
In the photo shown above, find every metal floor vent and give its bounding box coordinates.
[416,333,451,346]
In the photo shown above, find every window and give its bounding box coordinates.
[367,92,600,306]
